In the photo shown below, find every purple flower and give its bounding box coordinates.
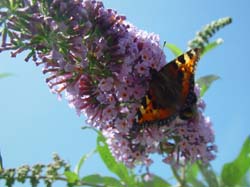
[135,61,150,76]
[0,0,216,169]
[99,77,114,92]
[102,104,118,122]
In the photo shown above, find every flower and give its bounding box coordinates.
[0,0,216,169]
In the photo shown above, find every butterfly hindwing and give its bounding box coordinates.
[135,48,200,126]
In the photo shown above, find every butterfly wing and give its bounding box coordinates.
[135,48,200,126]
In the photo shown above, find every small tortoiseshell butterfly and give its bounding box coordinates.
[134,48,200,127]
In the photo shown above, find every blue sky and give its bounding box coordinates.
[0,0,249,186]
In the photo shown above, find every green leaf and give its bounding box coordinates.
[221,136,250,187]
[74,149,96,176]
[164,43,183,57]
[196,74,220,97]
[185,163,206,187]
[142,175,171,187]
[186,163,199,179]
[0,73,12,79]
[64,171,79,184]
[96,133,135,186]
[198,163,219,187]
[201,38,224,57]
[238,174,249,187]
[82,174,123,187]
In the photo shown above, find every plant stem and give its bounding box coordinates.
[181,166,187,187]
[171,166,186,187]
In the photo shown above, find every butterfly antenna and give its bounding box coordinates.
[159,41,167,63]
[0,150,3,171]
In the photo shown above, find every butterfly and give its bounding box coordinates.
[134,48,200,127]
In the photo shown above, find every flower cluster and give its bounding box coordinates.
[103,85,217,168]
[0,0,216,169]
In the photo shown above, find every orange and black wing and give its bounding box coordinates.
[134,48,200,127]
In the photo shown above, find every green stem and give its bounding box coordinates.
[197,162,219,187]
[181,166,187,187]
[171,166,185,187]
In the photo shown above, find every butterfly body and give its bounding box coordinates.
[134,48,200,127]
